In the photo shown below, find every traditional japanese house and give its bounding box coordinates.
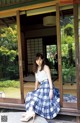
[0,0,80,122]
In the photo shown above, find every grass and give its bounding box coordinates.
[0,80,20,88]
[0,87,20,98]
[0,80,20,98]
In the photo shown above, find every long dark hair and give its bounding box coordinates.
[33,53,45,73]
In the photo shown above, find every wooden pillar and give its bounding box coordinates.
[73,4,80,110]
[16,11,24,103]
[56,3,63,106]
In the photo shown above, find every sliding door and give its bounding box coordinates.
[58,4,79,108]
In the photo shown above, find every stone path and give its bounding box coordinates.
[0,112,48,123]
[0,112,76,123]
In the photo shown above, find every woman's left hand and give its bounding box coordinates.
[49,90,53,100]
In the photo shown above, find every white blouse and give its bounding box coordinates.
[35,70,48,82]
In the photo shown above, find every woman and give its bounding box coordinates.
[21,53,60,122]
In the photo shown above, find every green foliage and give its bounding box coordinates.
[65,36,74,44]
[64,24,74,36]
[61,44,68,57]
[61,16,76,83]
[0,80,20,88]
[0,25,19,79]
[62,66,76,83]
[0,25,18,50]
[61,21,75,59]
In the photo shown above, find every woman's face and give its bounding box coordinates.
[36,57,43,66]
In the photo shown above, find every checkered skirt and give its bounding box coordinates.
[25,80,60,119]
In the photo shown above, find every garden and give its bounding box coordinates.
[0,25,20,98]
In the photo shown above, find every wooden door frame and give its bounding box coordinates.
[73,4,80,110]
[56,4,63,107]
[58,4,79,109]
[62,4,79,109]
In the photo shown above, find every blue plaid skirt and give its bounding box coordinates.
[25,80,60,119]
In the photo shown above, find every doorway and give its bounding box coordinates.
[20,7,58,98]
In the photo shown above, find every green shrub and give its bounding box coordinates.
[0,80,20,88]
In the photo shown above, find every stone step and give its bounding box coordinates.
[0,112,76,123]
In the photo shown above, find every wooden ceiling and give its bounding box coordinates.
[0,17,16,27]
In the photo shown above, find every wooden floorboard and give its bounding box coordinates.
[24,79,77,97]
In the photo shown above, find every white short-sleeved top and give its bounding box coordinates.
[35,70,48,82]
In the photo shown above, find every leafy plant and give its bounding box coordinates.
[0,25,19,80]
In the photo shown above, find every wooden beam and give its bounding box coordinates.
[0,1,57,18]
[63,102,77,108]
[0,10,16,18]
[0,98,21,104]
[0,1,73,19]
[0,102,25,110]
[16,11,24,104]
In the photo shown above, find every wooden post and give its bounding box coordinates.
[56,3,63,107]
[73,4,80,110]
[16,11,24,103]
